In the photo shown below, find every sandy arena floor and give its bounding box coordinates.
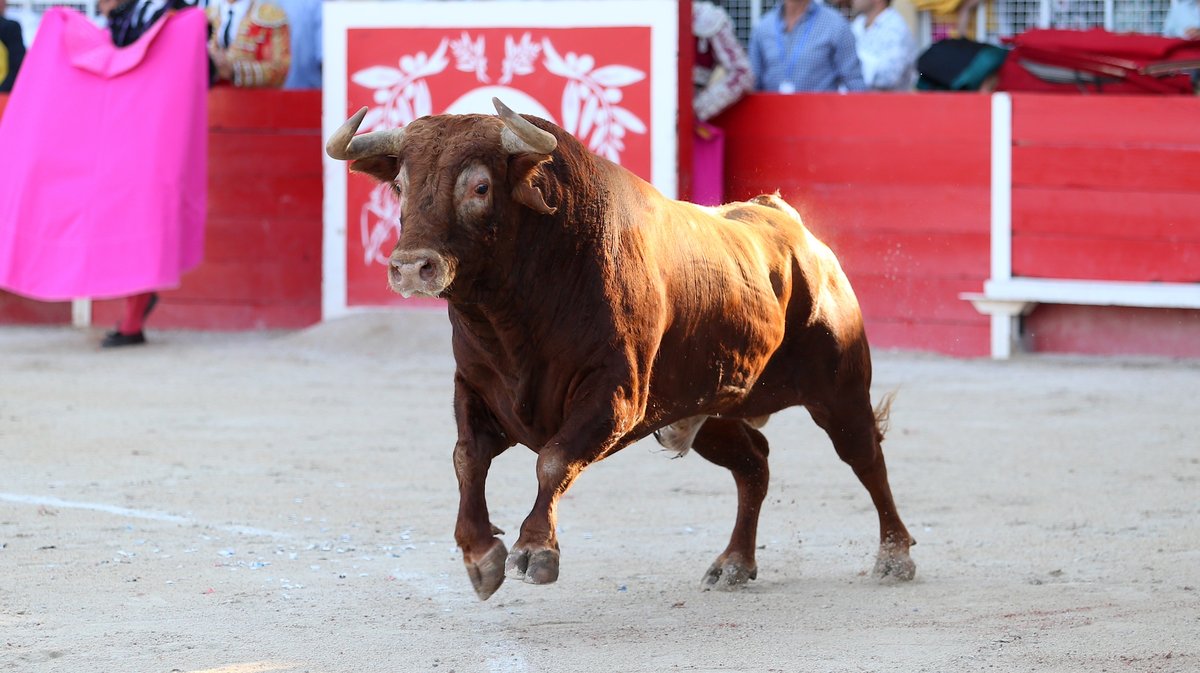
[1,309,1198,672]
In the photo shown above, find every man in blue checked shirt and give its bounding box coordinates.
[749,0,865,93]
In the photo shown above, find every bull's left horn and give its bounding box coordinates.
[326,107,407,160]
[494,97,557,155]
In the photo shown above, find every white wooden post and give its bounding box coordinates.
[990,92,1015,359]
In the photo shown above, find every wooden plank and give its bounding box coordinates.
[1013,145,1200,193]
[983,277,1200,308]
[1013,234,1200,282]
[1012,93,1200,147]
[1013,187,1200,240]
[1026,304,1200,358]
[207,174,323,220]
[818,229,991,279]
[170,259,321,304]
[0,291,71,325]
[718,93,991,144]
[862,318,991,357]
[92,298,320,330]
[202,217,323,262]
[725,136,989,189]
[209,89,321,131]
[852,273,993,323]
[209,133,324,177]
[748,185,990,237]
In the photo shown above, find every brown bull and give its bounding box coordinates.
[326,98,915,600]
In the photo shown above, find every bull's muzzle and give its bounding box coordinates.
[388,249,452,299]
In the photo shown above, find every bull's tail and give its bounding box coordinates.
[873,390,897,444]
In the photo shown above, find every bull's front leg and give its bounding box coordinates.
[505,411,627,586]
[453,379,513,600]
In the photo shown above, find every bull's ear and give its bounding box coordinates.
[350,156,400,184]
[509,153,557,215]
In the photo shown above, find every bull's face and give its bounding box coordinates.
[326,98,558,300]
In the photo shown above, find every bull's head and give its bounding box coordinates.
[326,98,559,300]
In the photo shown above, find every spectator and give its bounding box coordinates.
[107,0,193,47]
[1163,0,1200,39]
[99,0,199,346]
[275,0,320,88]
[749,0,865,93]
[850,0,917,90]
[0,0,24,93]
[206,0,291,87]
[694,1,753,121]
[692,1,753,206]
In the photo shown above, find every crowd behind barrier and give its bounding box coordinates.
[1,0,1197,95]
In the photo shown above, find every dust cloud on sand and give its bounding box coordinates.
[2,310,1198,672]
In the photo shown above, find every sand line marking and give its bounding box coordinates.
[0,492,293,539]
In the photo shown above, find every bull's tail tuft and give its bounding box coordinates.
[873,390,897,443]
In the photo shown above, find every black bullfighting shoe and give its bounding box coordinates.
[101,330,147,348]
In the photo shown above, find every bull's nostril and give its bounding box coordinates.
[419,261,435,281]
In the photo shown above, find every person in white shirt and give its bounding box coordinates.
[849,0,917,91]
[1163,0,1200,39]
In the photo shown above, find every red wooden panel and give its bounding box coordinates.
[718,93,991,144]
[203,218,322,262]
[852,274,992,323]
[207,173,323,220]
[1026,304,1200,358]
[0,292,71,324]
[92,298,320,330]
[209,89,321,131]
[725,136,989,189]
[1013,145,1200,193]
[1013,187,1200,240]
[862,318,990,357]
[209,132,323,177]
[749,185,990,238]
[1013,234,1200,282]
[818,229,990,279]
[171,258,320,304]
[1012,93,1200,147]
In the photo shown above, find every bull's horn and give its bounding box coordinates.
[494,97,557,155]
[326,107,407,160]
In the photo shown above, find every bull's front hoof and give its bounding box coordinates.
[464,538,508,600]
[504,547,560,584]
[701,560,757,591]
[872,545,916,581]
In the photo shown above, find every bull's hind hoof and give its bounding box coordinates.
[701,560,757,591]
[872,545,916,581]
[465,538,508,600]
[504,547,560,584]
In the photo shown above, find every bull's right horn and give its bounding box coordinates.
[326,107,407,160]
[494,97,557,155]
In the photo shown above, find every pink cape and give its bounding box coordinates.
[0,7,208,301]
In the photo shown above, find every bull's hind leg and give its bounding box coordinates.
[691,417,770,590]
[809,388,916,581]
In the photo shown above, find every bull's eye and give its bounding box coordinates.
[474,183,489,196]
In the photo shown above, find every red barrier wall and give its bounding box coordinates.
[1010,94,1200,357]
[0,89,324,330]
[719,93,993,357]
